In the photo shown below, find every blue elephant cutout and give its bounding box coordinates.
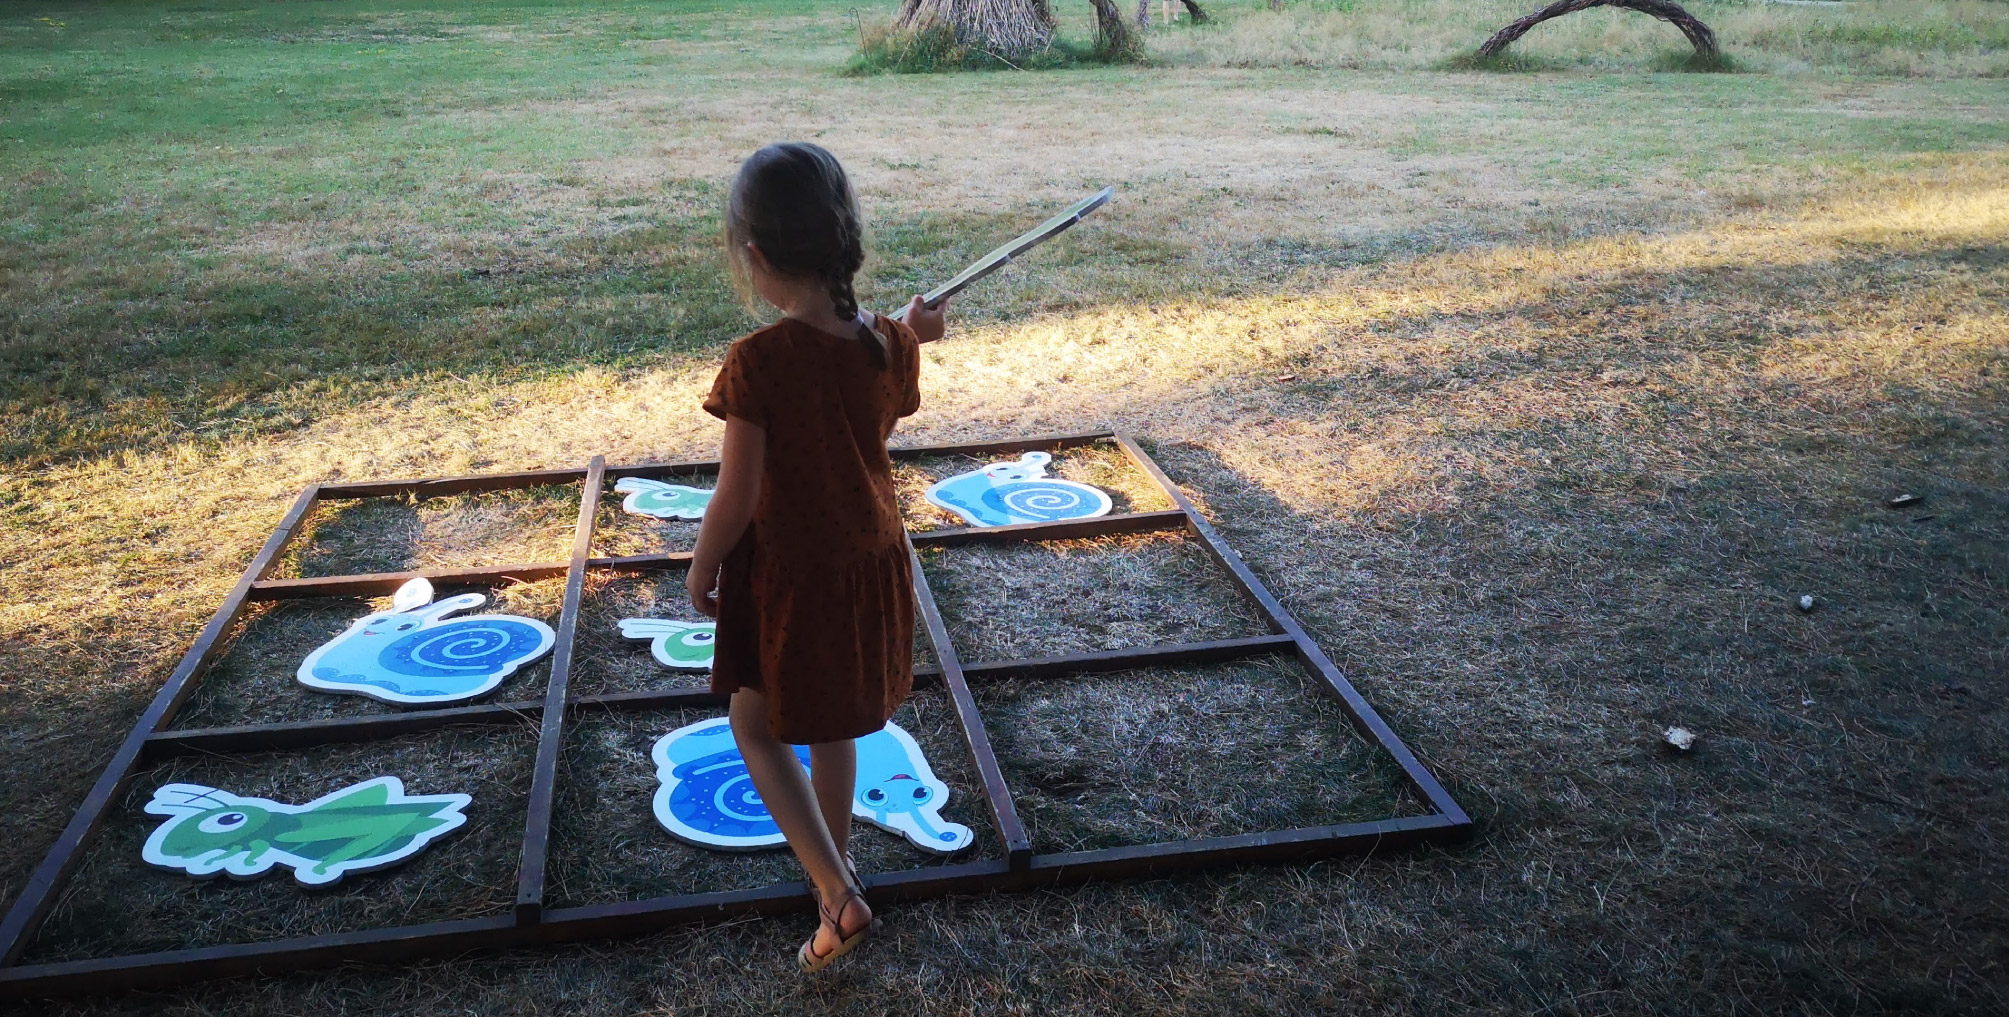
[924,451,1113,528]
[649,718,975,854]
[296,577,555,706]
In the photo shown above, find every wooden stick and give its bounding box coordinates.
[886,187,1112,321]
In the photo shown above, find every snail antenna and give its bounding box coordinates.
[392,577,435,613]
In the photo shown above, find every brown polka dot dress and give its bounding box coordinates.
[702,313,921,745]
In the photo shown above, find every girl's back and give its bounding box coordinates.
[705,313,920,565]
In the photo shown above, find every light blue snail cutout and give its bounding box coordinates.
[618,618,716,670]
[297,577,555,706]
[924,451,1113,528]
[650,718,975,854]
[141,777,470,887]
[614,478,713,520]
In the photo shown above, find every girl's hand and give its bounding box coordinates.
[687,562,720,618]
[905,295,948,344]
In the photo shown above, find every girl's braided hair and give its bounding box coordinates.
[724,142,888,368]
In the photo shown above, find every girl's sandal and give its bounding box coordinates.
[798,882,874,974]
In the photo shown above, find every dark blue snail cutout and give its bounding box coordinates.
[925,451,1113,528]
[296,578,556,706]
[650,718,974,854]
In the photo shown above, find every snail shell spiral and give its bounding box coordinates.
[381,619,547,678]
[669,753,778,840]
[983,481,1097,522]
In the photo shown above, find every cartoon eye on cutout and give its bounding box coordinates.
[910,786,932,804]
[199,812,248,833]
[683,631,715,647]
[864,788,888,805]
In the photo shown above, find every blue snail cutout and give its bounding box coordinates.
[650,718,975,854]
[297,577,555,706]
[614,478,713,520]
[924,451,1113,528]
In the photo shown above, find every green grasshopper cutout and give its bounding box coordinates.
[142,777,470,887]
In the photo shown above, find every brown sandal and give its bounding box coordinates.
[798,880,874,974]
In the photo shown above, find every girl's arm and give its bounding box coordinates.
[687,414,765,617]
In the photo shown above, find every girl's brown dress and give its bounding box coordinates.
[702,314,921,744]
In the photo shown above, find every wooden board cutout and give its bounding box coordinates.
[650,718,974,854]
[141,777,469,886]
[297,577,555,705]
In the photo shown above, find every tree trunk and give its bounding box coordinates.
[1477,0,1717,59]
[1181,0,1209,23]
[900,0,1058,59]
[1090,0,1141,58]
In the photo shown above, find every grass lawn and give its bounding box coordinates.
[2,0,2006,1012]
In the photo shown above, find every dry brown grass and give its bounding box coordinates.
[922,532,1271,660]
[270,486,585,580]
[977,658,1426,853]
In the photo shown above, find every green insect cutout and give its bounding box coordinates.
[614,478,713,520]
[142,777,470,886]
[618,617,716,670]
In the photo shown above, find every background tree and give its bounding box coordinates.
[1135,0,1210,27]
[899,0,1058,59]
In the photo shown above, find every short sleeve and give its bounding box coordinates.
[703,338,769,428]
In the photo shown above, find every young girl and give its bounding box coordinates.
[686,142,947,973]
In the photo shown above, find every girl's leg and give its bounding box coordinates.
[728,690,871,951]
[807,739,857,859]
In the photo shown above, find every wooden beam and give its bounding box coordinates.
[908,543,1033,870]
[248,552,694,601]
[515,458,606,924]
[309,434,1117,502]
[908,509,1187,548]
[888,430,1114,461]
[250,563,571,600]
[0,916,521,999]
[0,815,1469,998]
[142,701,544,759]
[318,470,587,499]
[959,634,1297,682]
[567,688,728,712]
[602,458,719,481]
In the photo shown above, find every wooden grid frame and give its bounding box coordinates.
[0,432,1470,997]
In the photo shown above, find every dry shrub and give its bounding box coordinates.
[901,0,1060,59]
